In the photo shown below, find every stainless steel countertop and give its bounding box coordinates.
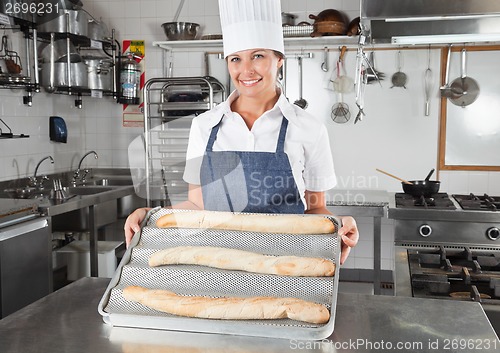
[326,189,388,217]
[1,277,498,353]
[37,185,134,216]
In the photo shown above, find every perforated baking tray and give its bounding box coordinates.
[98,208,340,340]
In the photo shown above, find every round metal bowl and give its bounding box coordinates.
[161,22,200,41]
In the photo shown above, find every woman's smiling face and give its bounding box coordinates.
[226,49,283,99]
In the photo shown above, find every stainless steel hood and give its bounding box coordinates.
[361,0,500,44]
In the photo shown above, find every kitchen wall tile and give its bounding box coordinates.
[355,257,374,270]
[341,254,356,269]
[187,0,205,17]
[124,1,141,18]
[305,0,326,15]
[468,172,490,194]
[447,171,469,194]
[123,19,142,37]
[381,259,394,271]
[204,0,219,17]
[140,1,157,18]
[488,172,500,195]
[341,0,361,12]
[155,0,170,17]
[108,1,125,19]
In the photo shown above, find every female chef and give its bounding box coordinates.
[124,0,358,264]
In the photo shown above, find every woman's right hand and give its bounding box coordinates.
[124,207,151,247]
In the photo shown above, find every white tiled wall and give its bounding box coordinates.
[1,0,500,272]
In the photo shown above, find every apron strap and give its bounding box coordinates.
[205,116,224,152]
[276,117,288,154]
[207,115,289,153]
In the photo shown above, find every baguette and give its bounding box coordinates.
[156,210,335,234]
[122,286,330,324]
[149,246,335,277]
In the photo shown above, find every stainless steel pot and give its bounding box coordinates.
[40,62,88,89]
[88,18,110,41]
[37,10,89,36]
[84,59,112,91]
[39,39,81,63]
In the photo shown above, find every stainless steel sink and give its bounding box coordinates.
[66,186,115,195]
[87,178,133,186]
[52,186,118,232]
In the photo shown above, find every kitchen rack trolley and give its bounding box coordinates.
[142,77,226,207]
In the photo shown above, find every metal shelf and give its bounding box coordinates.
[153,35,360,51]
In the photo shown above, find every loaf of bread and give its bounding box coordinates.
[122,286,330,324]
[149,246,335,277]
[155,210,335,234]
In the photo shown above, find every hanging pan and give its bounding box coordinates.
[449,48,480,107]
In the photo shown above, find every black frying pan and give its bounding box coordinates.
[402,180,440,198]
[377,168,441,197]
[401,169,440,197]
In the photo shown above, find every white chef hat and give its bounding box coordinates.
[219,0,285,58]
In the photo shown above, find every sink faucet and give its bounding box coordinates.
[73,151,98,185]
[29,156,54,188]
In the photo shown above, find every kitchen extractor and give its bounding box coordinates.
[361,0,500,44]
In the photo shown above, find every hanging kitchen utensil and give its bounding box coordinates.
[331,92,350,124]
[391,50,407,89]
[424,46,433,116]
[365,51,384,85]
[449,48,480,107]
[293,56,308,109]
[321,47,329,72]
[440,45,461,98]
[354,46,367,124]
[332,46,353,94]
[0,35,22,74]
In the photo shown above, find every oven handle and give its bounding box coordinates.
[0,217,48,242]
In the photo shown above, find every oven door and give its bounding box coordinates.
[0,217,51,318]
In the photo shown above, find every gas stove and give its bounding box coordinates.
[391,192,500,334]
[390,193,500,248]
[395,193,456,210]
[454,193,500,211]
[408,247,500,302]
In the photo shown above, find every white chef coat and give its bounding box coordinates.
[183,90,337,206]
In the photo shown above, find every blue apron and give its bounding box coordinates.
[200,116,305,214]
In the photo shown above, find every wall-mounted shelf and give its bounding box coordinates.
[153,35,360,51]
[0,118,29,139]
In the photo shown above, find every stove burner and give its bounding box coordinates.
[408,247,500,303]
[414,195,436,207]
[453,193,500,211]
[395,193,456,210]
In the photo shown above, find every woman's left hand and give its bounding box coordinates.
[338,216,359,265]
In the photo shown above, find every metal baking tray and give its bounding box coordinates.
[98,208,340,340]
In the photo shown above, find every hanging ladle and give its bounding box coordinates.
[294,56,308,109]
